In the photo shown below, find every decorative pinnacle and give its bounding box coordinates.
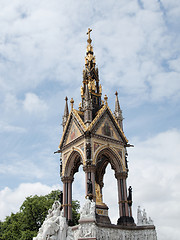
[87,28,92,44]
[115,91,118,96]
[70,98,74,109]
[104,95,108,105]
[65,96,68,101]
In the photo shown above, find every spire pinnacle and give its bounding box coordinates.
[115,91,121,112]
[81,29,102,119]
[70,98,74,109]
[114,92,123,130]
[104,94,108,106]
[62,96,69,129]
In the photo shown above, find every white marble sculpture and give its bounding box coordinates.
[33,200,157,240]
[33,201,67,240]
[137,206,154,226]
[80,197,96,220]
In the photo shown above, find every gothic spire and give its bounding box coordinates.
[62,96,69,129]
[114,91,123,130]
[81,28,102,120]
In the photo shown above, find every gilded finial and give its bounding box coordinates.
[104,95,108,105]
[70,98,74,109]
[87,28,92,44]
[79,102,82,111]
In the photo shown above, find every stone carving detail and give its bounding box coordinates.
[80,197,96,220]
[79,223,97,239]
[34,201,157,240]
[137,206,154,226]
[33,201,67,240]
[96,227,157,240]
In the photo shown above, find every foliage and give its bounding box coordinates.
[0,190,80,240]
[72,200,80,226]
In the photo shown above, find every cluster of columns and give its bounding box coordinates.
[115,172,133,224]
[61,176,74,222]
[61,166,133,225]
[83,164,96,199]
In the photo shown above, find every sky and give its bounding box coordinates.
[0,0,180,239]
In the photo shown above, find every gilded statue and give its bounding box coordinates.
[95,182,103,205]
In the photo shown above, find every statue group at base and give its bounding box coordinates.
[33,201,68,240]
[137,206,154,226]
[34,200,157,240]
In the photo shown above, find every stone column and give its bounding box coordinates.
[122,177,129,217]
[67,177,74,221]
[62,180,66,217]
[83,165,96,200]
[61,176,74,221]
[115,172,129,223]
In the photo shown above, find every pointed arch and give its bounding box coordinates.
[64,148,85,177]
[94,146,125,188]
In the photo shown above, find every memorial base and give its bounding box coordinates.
[95,204,111,224]
[117,216,135,226]
[78,238,96,240]
[71,221,157,240]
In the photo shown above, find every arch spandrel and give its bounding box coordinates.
[63,148,85,178]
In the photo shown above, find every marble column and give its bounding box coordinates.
[61,176,74,220]
[115,172,129,218]
[83,165,96,200]
[67,177,73,221]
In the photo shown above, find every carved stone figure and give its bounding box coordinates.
[127,186,132,206]
[33,201,67,240]
[80,197,96,220]
[86,143,91,159]
[87,178,93,195]
[142,209,148,224]
[137,206,154,226]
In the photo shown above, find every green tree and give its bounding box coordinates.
[0,190,80,240]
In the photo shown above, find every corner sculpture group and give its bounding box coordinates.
[33,195,96,240]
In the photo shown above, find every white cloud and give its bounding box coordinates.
[127,129,180,240]
[0,121,26,133]
[80,129,180,240]
[0,182,61,221]
[23,92,48,114]
[0,0,179,105]
[0,1,179,240]
[0,160,45,179]
[0,129,180,240]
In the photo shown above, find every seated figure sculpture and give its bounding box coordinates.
[33,201,67,240]
[80,196,96,220]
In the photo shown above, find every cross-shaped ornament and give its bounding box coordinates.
[87,28,92,41]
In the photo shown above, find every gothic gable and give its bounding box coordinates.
[64,121,82,145]
[89,106,128,144]
[95,115,120,141]
[59,110,85,149]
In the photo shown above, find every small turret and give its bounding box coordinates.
[62,96,69,129]
[114,91,123,130]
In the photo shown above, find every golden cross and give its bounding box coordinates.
[87,28,92,40]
